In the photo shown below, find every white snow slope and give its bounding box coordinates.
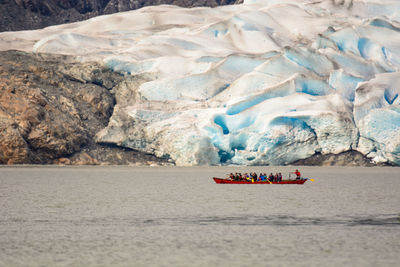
[1,0,400,165]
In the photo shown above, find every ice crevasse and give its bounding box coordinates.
[1,0,400,165]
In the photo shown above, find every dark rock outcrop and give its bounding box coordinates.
[0,50,171,165]
[0,0,243,32]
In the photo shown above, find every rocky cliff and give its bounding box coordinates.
[0,0,242,32]
[0,50,171,165]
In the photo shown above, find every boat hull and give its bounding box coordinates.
[213,177,307,184]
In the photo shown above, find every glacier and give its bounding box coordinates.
[1,0,400,166]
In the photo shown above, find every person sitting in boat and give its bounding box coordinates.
[228,173,234,180]
[278,172,282,182]
[263,173,267,181]
[259,173,264,181]
[249,173,254,182]
[268,173,274,182]
[294,169,301,179]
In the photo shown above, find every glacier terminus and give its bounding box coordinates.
[1,0,399,166]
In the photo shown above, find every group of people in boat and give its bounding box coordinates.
[228,172,283,182]
[227,169,301,182]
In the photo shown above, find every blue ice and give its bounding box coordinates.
[256,134,288,152]
[229,133,248,151]
[218,55,265,77]
[217,149,234,163]
[242,119,318,165]
[329,70,364,102]
[196,56,223,63]
[203,22,229,38]
[294,77,332,96]
[283,47,334,77]
[384,88,399,105]
[357,38,395,72]
[242,22,259,31]
[381,48,400,69]
[325,50,382,79]
[312,34,338,50]
[355,79,400,122]
[261,51,280,59]
[204,129,250,163]
[357,38,373,58]
[214,115,229,134]
[256,54,310,78]
[213,110,257,137]
[369,18,400,32]
[204,125,225,146]
[360,109,400,148]
[225,75,330,116]
[214,29,228,37]
[358,3,400,21]
[226,81,294,115]
[328,28,361,55]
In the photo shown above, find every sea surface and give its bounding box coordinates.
[0,166,399,267]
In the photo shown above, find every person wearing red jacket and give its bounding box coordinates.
[295,169,301,179]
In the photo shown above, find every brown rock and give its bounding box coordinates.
[0,116,31,164]
[0,50,171,166]
[53,157,71,165]
[0,51,114,164]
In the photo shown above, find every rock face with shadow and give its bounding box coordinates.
[0,0,243,32]
[0,50,171,165]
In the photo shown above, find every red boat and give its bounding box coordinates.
[213,177,308,184]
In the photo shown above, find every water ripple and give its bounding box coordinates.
[178,214,400,227]
[1,214,398,227]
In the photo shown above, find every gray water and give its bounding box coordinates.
[0,166,399,267]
